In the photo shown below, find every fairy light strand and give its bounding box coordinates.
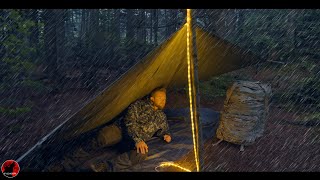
[156,162,191,172]
[186,9,200,172]
[155,9,199,172]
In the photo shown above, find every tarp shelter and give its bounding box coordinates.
[17,25,262,170]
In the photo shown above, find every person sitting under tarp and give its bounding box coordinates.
[87,87,172,172]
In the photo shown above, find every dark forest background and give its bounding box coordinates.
[0,9,319,162]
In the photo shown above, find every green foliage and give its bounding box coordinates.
[300,60,318,72]
[272,69,320,109]
[19,79,50,93]
[10,124,22,133]
[303,112,320,121]
[0,10,38,88]
[199,74,235,100]
[0,10,46,117]
[238,10,289,59]
[0,106,32,117]
[237,9,319,62]
[235,9,319,113]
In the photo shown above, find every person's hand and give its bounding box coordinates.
[135,141,148,154]
[164,135,171,143]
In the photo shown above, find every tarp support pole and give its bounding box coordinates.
[187,9,203,172]
[191,9,204,172]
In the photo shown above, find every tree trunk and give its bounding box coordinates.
[153,9,158,45]
[65,10,71,41]
[56,9,66,69]
[80,9,87,44]
[125,9,135,67]
[43,9,59,85]
[167,9,178,36]
[137,9,146,44]
[236,9,244,38]
[172,9,179,33]
[142,10,147,44]
[217,9,235,39]
[0,10,6,57]
[104,9,109,33]
[111,9,122,69]
[149,10,153,44]
[165,10,170,38]
[126,9,134,43]
[287,10,298,51]
[209,9,225,35]
[27,9,40,55]
[112,9,121,43]
[228,9,239,41]
[89,9,100,48]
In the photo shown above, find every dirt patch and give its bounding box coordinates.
[1,79,319,172]
[163,86,320,172]
[173,104,320,172]
[0,89,97,162]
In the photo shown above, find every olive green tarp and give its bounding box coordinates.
[18,25,261,164]
[59,25,260,140]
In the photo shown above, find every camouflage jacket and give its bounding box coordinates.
[123,98,170,144]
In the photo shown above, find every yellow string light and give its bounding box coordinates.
[157,162,191,172]
[186,9,200,172]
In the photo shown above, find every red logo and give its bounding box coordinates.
[1,160,20,178]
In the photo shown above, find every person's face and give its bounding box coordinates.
[150,91,166,110]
